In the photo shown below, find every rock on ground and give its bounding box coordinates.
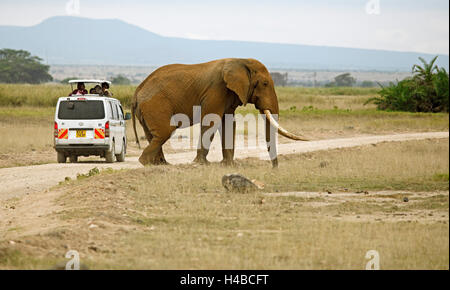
[222,174,259,193]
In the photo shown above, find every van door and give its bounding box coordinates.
[108,100,121,153]
[116,103,126,152]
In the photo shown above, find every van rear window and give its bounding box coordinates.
[58,100,105,120]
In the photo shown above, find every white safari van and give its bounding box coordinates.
[54,80,131,163]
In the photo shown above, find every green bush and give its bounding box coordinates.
[366,56,449,113]
[433,69,449,112]
[111,75,131,85]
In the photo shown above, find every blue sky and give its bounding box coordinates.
[0,0,448,54]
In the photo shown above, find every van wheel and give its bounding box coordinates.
[69,155,78,163]
[57,152,66,163]
[116,140,126,162]
[105,142,115,163]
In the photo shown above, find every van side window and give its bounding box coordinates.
[117,104,124,120]
[111,102,119,120]
[108,102,114,119]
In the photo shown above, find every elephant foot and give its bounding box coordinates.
[139,153,168,166]
[139,154,149,166]
[193,155,210,165]
[156,151,168,165]
[155,157,168,165]
[221,159,236,167]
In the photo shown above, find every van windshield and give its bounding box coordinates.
[58,100,105,120]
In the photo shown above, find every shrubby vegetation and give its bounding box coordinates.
[0,49,53,84]
[361,80,376,88]
[111,75,131,85]
[367,57,449,113]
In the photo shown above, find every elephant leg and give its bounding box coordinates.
[138,98,174,166]
[193,123,219,165]
[220,112,236,166]
[141,121,153,143]
[141,121,167,165]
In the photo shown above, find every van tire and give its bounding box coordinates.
[105,142,115,163]
[69,155,78,163]
[116,139,126,162]
[57,152,66,163]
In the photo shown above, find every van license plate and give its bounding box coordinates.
[76,130,86,138]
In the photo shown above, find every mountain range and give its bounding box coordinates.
[0,16,448,71]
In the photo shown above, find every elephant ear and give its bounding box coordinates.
[223,59,251,105]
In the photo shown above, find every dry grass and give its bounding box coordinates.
[0,108,53,153]
[276,86,379,111]
[0,107,55,167]
[0,139,448,269]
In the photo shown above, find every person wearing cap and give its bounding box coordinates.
[69,82,88,96]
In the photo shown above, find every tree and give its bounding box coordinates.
[0,49,53,84]
[111,75,131,85]
[325,73,356,87]
[334,73,356,87]
[270,72,288,86]
[412,56,439,83]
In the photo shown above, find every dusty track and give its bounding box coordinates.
[0,132,448,201]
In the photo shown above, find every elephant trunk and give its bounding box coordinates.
[263,110,309,141]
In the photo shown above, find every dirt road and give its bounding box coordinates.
[0,132,448,201]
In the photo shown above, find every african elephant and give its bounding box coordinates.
[131,58,308,168]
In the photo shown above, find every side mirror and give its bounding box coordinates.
[124,112,132,120]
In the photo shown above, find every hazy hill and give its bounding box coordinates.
[0,16,448,71]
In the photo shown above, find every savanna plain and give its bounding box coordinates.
[0,84,448,269]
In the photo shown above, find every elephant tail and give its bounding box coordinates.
[131,98,141,149]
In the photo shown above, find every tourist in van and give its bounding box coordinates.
[69,82,88,96]
[89,85,102,95]
[101,82,112,97]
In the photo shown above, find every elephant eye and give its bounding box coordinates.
[263,81,269,86]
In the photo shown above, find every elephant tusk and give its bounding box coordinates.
[263,110,310,141]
